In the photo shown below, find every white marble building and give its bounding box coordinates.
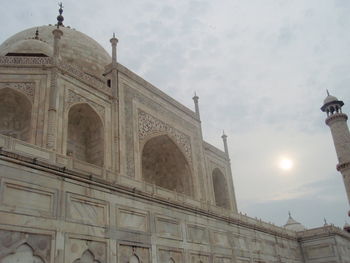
[0,8,349,263]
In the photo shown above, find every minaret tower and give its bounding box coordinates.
[321,91,350,212]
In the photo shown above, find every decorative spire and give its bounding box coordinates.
[35,28,39,40]
[221,130,229,158]
[326,89,330,96]
[110,32,119,66]
[192,92,200,119]
[56,2,64,28]
[324,218,328,225]
[288,211,292,218]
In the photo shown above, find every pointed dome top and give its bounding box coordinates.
[324,95,338,104]
[283,212,306,232]
[323,90,339,104]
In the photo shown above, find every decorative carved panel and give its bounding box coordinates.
[138,110,192,165]
[0,56,52,65]
[0,82,35,103]
[0,229,51,263]
[67,238,106,263]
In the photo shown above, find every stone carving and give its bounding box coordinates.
[0,230,51,262]
[138,110,192,165]
[0,82,35,102]
[0,56,52,65]
[59,62,110,94]
[66,90,105,118]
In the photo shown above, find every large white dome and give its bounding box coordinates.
[0,25,111,78]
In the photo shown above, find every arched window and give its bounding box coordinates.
[2,243,44,263]
[0,88,31,142]
[169,258,176,263]
[142,135,193,196]
[67,103,104,166]
[129,254,140,263]
[212,168,230,209]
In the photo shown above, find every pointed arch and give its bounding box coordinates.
[129,254,140,263]
[73,249,100,263]
[212,168,231,209]
[67,103,104,166]
[2,243,44,263]
[141,134,193,196]
[0,88,32,142]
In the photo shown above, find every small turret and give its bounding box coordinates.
[283,212,306,232]
[192,92,200,119]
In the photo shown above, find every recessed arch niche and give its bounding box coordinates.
[2,243,44,263]
[67,103,104,166]
[141,134,193,196]
[0,88,32,142]
[212,168,231,209]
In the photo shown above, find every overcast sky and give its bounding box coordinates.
[1,0,349,228]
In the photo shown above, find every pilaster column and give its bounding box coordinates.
[47,28,63,150]
[110,34,119,172]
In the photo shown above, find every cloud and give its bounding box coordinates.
[1,0,349,228]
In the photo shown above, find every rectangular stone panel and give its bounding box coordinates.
[73,160,103,177]
[156,216,182,240]
[0,135,6,147]
[233,235,249,251]
[117,207,149,232]
[0,178,56,217]
[306,244,335,259]
[187,224,209,244]
[211,231,231,248]
[66,193,108,226]
[14,141,51,160]
[214,256,233,263]
[190,253,210,263]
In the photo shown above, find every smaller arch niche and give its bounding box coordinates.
[2,243,44,263]
[0,88,32,142]
[67,103,104,166]
[212,168,231,209]
[73,250,100,263]
[142,135,193,196]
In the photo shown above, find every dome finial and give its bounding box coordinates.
[56,2,64,28]
[326,89,330,96]
[288,211,291,218]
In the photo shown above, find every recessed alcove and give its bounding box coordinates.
[0,88,32,142]
[67,103,104,166]
[141,135,193,196]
